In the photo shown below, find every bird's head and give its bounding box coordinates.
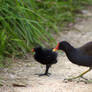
[53,41,70,51]
[32,46,42,53]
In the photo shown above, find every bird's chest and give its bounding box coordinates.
[67,54,77,63]
[34,54,47,64]
[66,52,82,65]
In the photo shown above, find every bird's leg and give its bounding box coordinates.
[65,68,91,81]
[44,64,51,76]
[39,64,51,76]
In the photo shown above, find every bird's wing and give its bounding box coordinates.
[78,42,92,56]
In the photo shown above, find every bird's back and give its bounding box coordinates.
[78,41,92,56]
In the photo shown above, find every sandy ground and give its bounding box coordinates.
[0,9,92,92]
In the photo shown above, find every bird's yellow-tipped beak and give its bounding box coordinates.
[53,48,57,52]
[53,43,59,51]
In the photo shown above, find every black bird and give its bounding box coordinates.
[53,41,92,80]
[32,46,57,76]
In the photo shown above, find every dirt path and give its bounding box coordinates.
[0,9,92,92]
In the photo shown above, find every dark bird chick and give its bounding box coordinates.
[53,41,92,80]
[32,46,57,76]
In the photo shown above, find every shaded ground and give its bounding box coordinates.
[0,8,92,92]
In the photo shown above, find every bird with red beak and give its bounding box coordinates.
[53,41,92,81]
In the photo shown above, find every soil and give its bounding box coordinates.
[0,8,92,92]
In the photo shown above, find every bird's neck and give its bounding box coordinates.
[63,44,76,55]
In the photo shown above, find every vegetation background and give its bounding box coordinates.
[0,0,92,66]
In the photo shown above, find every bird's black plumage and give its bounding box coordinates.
[32,46,57,76]
[54,41,92,67]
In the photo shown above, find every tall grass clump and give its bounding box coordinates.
[0,0,92,65]
[0,0,54,60]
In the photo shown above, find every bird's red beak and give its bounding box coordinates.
[32,49,35,52]
[53,43,59,51]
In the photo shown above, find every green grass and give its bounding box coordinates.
[0,0,92,66]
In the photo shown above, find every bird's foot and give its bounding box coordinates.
[64,68,91,82]
[38,73,51,77]
[64,78,73,82]
[64,76,82,82]
[80,76,88,81]
[77,77,92,84]
[64,76,88,83]
[76,79,92,84]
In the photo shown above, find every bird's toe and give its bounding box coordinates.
[46,73,51,76]
[38,73,51,77]
[64,78,73,82]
